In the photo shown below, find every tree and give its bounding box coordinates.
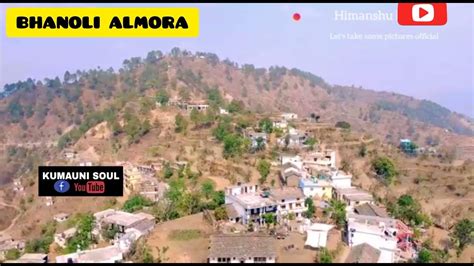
[259,118,273,133]
[162,163,174,179]
[315,248,332,263]
[201,180,215,200]
[156,89,169,106]
[325,199,346,228]
[388,194,432,227]
[255,137,266,151]
[175,114,188,133]
[335,121,351,129]
[227,100,244,113]
[304,137,317,150]
[417,248,432,263]
[214,206,228,221]
[257,160,271,184]
[263,213,277,226]
[372,156,397,185]
[304,198,315,218]
[223,134,247,158]
[451,219,474,254]
[359,143,368,157]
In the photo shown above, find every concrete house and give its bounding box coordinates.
[224,183,278,225]
[208,235,276,263]
[270,187,307,219]
[244,129,268,150]
[302,150,337,169]
[280,162,305,187]
[94,209,155,237]
[299,177,332,200]
[278,128,309,148]
[333,187,374,209]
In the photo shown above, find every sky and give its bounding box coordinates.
[1,3,473,117]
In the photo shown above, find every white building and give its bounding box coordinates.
[56,245,123,263]
[279,154,303,169]
[277,127,309,148]
[281,113,298,120]
[93,209,155,239]
[219,108,229,115]
[208,235,276,263]
[272,119,288,129]
[302,150,336,169]
[346,220,398,263]
[270,187,307,219]
[224,183,278,225]
[299,177,332,200]
[304,223,335,249]
[329,170,352,189]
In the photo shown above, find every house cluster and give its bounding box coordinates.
[216,137,416,263]
[119,161,169,202]
[54,209,156,263]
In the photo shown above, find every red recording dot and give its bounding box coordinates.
[293,13,301,21]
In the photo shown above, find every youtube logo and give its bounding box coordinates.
[398,3,447,26]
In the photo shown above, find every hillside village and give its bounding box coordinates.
[0,50,472,263]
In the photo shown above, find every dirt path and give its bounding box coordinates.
[0,200,22,234]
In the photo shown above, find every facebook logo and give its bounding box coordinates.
[53,180,70,193]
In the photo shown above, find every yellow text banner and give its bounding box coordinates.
[6,7,199,38]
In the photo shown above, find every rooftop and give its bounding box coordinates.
[101,211,149,227]
[345,243,381,263]
[56,245,122,263]
[270,187,304,201]
[354,203,388,218]
[336,187,373,202]
[54,213,69,219]
[225,203,240,219]
[208,235,276,259]
[229,193,276,209]
[300,177,332,187]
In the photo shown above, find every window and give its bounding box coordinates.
[254,257,267,262]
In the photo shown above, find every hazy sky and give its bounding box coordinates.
[1,3,473,117]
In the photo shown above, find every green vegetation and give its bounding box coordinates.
[213,116,233,141]
[223,134,249,158]
[358,143,368,157]
[372,156,398,185]
[65,213,94,253]
[388,195,431,227]
[4,249,21,260]
[122,195,153,213]
[417,248,432,263]
[335,121,351,129]
[227,100,244,113]
[325,199,346,228]
[25,221,57,253]
[174,113,188,133]
[123,111,151,144]
[168,229,203,241]
[263,213,277,225]
[214,206,228,221]
[155,89,169,106]
[162,163,174,179]
[304,198,315,218]
[102,226,120,240]
[315,248,332,263]
[304,137,317,150]
[201,180,216,199]
[259,118,273,133]
[450,219,474,255]
[257,160,271,184]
